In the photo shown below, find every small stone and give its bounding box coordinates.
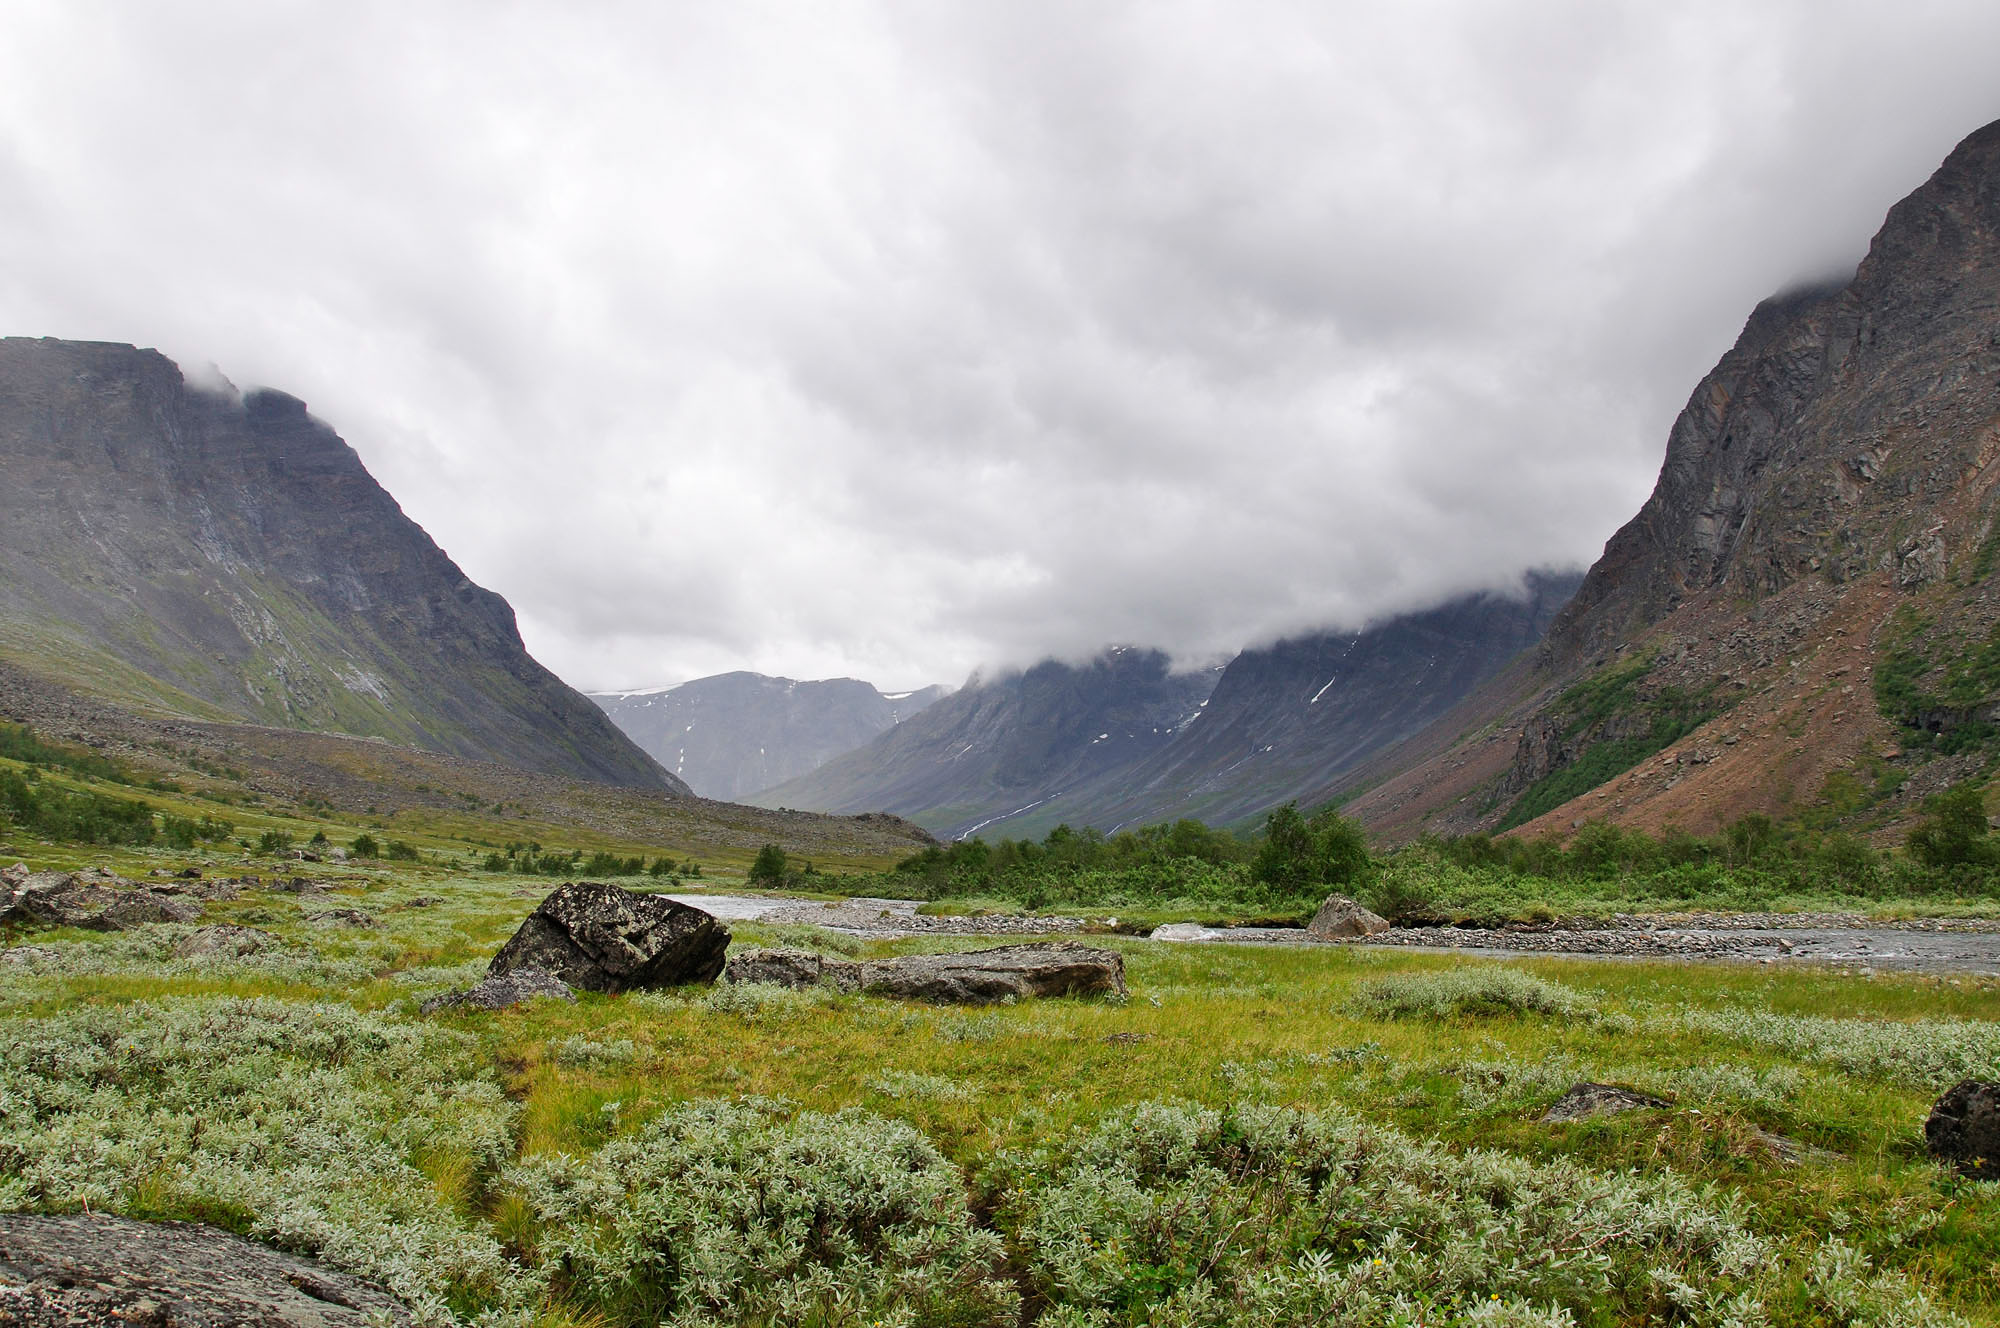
[422,965,575,1013]
[1542,1082,1671,1122]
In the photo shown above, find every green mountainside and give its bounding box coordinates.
[0,337,680,792]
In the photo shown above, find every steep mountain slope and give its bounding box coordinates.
[591,673,946,799]
[0,337,681,792]
[752,578,1577,840]
[747,648,1220,838]
[1028,573,1582,835]
[1339,119,2000,841]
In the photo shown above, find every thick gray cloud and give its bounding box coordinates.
[2,1,1996,690]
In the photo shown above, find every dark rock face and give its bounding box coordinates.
[422,964,575,1012]
[0,1212,411,1326]
[593,673,947,800]
[489,882,729,992]
[1541,1082,1672,1122]
[1306,895,1389,939]
[0,337,681,793]
[725,941,1127,1004]
[1925,1079,2000,1177]
[0,870,201,931]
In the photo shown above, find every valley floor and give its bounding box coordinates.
[2,852,1997,1326]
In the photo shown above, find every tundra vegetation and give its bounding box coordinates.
[1,722,1998,1325]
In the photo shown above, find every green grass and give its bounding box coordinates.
[1,854,1996,1325]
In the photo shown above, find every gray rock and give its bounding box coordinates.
[1541,1082,1671,1122]
[0,871,201,931]
[1148,922,1209,942]
[173,924,280,958]
[725,947,860,991]
[489,881,729,992]
[0,1211,411,1326]
[858,942,1127,1005]
[303,907,376,928]
[422,965,575,1013]
[1925,1079,2000,1177]
[1306,894,1389,939]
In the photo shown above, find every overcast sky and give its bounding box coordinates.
[3,3,1997,691]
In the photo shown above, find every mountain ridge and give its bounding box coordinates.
[0,337,682,793]
[590,671,947,800]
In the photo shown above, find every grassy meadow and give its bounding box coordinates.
[2,843,1997,1327]
[4,725,2000,1324]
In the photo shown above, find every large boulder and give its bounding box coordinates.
[1925,1079,2000,1177]
[1306,894,1389,940]
[489,881,729,992]
[422,965,575,1013]
[861,943,1126,1005]
[0,870,201,931]
[0,1212,411,1326]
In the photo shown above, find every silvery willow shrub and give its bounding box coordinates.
[1353,968,1596,1022]
[0,996,527,1324]
[987,1099,1768,1327]
[503,1099,1016,1327]
[1678,1009,2000,1090]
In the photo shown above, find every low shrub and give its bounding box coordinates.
[1677,1009,2000,1090]
[0,997,525,1323]
[988,1099,1767,1327]
[1352,968,1596,1022]
[503,1099,1016,1326]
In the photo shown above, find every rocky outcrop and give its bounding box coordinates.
[0,1212,411,1326]
[0,337,681,792]
[724,941,1127,1004]
[172,924,280,958]
[1306,895,1389,939]
[1339,119,2000,841]
[0,869,201,931]
[489,882,729,992]
[1541,1083,1671,1122]
[1925,1079,2000,1177]
[422,965,575,1012]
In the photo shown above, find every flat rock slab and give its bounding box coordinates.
[0,1212,411,1326]
[725,947,860,992]
[490,881,729,992]
[173,924,280,959]
[0,871,201,931]
[1542,1082,1672,1122]
[1926,1079,2000,1177]
[1307,894,1389,940]
[728,942,1126,1004]
[422,965,576,1012]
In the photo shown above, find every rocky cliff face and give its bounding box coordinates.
[0,338,682,792]
[747,648,1219,838]
[592,673,946,800]
[1341,119,2000,840]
